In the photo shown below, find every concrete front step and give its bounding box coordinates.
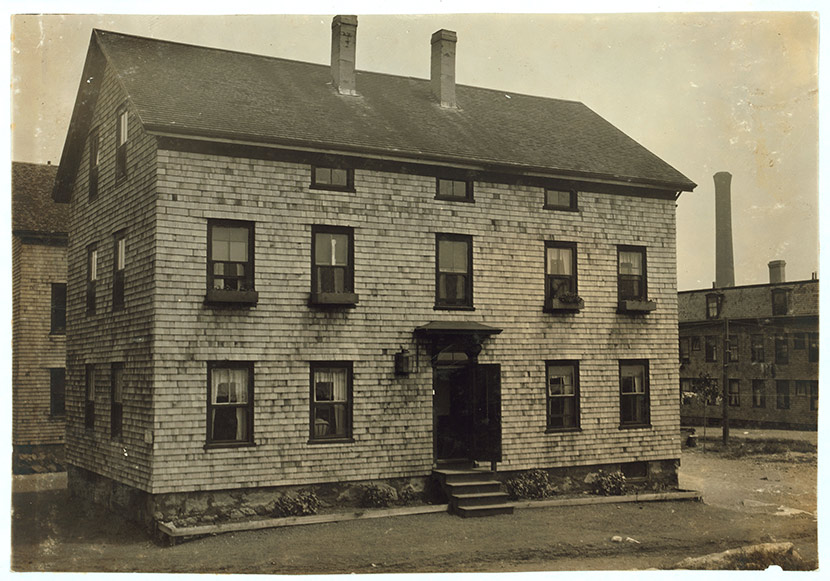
[434,465,515,518]
[453,491,512,508]
[456,503,515,518]
[444,481,502,495]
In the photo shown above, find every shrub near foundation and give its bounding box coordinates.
[505,469,556,500]
[591,470,627,496]
[270,490,320,518]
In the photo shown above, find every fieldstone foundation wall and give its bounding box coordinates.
[13,444,66,474]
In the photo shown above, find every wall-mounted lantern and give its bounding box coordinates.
[394,349,411,376]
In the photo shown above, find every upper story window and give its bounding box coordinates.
[310,225,357,306]
[436,233,473,309]
[435,178,473,202]
[752,379,766,408]
[728,334,739,362]
[751,334,765,363]
[808,332,819,363]
[205,219,258,306]
[771,288,789,315]
[207,362,254,447]
[111,362,124,439]
[49,368,65,418]
[310,362,353,442]
[618,246,654,312]
[705,335,718,362]
[115,106,129,182]
[50,283,66,334]
[545,241,581,311]
[546,361,580,431]
[88,128,100,201]
[728,379,740,407]
[85,363,95,430]
[691,336,701,351]
[706,293,723,319]
[619,360,650,428]
[87,245,98,315]
[311,166,354,191]
[679,337,690,363]
[112,231,126,311]
[544,189,577,211]
[775,335,789,364]
[776,380,790,409]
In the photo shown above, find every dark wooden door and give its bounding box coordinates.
[471,364,502,462]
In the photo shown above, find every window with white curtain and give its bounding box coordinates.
[207,362,253,445]
[310,362,352,441]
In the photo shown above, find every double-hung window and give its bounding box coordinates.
[311,166,353,191]
[808,333,818,363]
[50,283,66,334]
[206,219,257,305]
[544,189,577,211]
[207,362,254,446]
[111,363,124,439]
[728,335,739,362]
[705,336,718,362]
[87,245,98,315]
[619,360,649,427]
[728,379,740,407]
[679,337,690,363]
[113,231,126,311]
[310,225,357,306]
[435,178,473,202]
[85,364,95,430]
[706,293,722,319]
[116,106,128,181]
[618,246,653,312]
[751,335,765,363]
[752,380,766,408]
[310,362,353,442]
[436,233,473,309]
[546,361,579,430]
[545,242,580,311]
[776,380,790,409]
[775,336,789,364]
[49,368,65,417]
[771,288,789,315]
[88,128,100,200]
[810,381,818,411]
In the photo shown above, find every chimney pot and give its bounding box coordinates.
[431,29,458,108]
[331,15,358,96]
[769,260,786,284]
[714,172,735,288]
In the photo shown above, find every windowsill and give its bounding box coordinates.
[617,299,656,313]
[204,441,257,450]
[434,305,475,311]
[618,423,652,430]
[204,289,259,306]
[310,184,356,193]
[49,331,66,337]
[544,298,585,313]
[308,292,359,307]
[49,414,66,421]
[434,196,474,203]
[543,205,579,212]
[308,437,355,445]
[545,427,581,434]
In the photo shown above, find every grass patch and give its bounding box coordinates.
[695,437,816,458]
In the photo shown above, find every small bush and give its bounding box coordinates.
[271,489,320,517]
[398,486,420,505]
[359,484,397,508]
[505,469,556,500]
[592,470,626,496]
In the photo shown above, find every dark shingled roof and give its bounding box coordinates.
[12,162,67,235]
[56,29,696,196]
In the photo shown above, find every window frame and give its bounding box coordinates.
[88,127,100,201]
[617,245,654,312]
[85,364,95,430]
[310,225,357,306]
[205,219,258,305]
[206,361,255,448]
[810,381,818,411]
[775,335,789,364]
[771,288,789,316]
[728,334,739,362]
[50,282,67,334]
[545,360,580,432]
[112,230,126,311]
[544,241,580,312]
[679,337,691,363]
[706,293,723,319]
[752,379,766,408]
[619,359,650,428]
[543,188,578,211]
[691,336,701,351]
[435,177,474,203]
[49,367,65,418]
[728,379,740,407]
[310,165,355,192]
[808,332,818,363]
[309,361,354,443]
[435,233,474,310]
[775,380,790,410]
[793,333,806,350]
[87,244,98,315]
[751,335,765,363]
[111,362,124,439]
[115,105,129,182]
[705,336,719,362]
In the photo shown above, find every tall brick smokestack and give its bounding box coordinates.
[714,172,735,288]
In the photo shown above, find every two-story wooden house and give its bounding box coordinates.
[53,17,696,527]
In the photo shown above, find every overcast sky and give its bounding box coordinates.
[9,7,820,291]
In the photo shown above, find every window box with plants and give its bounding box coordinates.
[546,292,584,313]
[617,298,657,313]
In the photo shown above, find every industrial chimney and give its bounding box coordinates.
[768,260,786,284]
[431,29,458,108]
[714,172,735,288]
[331,15,358,96]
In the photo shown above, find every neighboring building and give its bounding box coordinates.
[12,161,68,473]
[679,262,818,430]
[53,19,695,528]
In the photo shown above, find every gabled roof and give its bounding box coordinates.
[12,162,67,236]
[55,29,697,198]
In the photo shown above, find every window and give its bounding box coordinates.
[793,333,806,350]
[771,288,789,316]
[728,335,739,362]
[545,242,579,310]
[87,245,98,315]
[617,246,653,311]
[207,362,254,446]
[311,166,353,191]
[113,231,126,311]
[752,380,766,408]
[546,361,579,430]
[49,368,65,417]
[679,337,690,363]
[619,360,649,427]
[795,380,809,397]
[728,379,740,407]
[88,128,99,200]
[775,336,789,364]
[810,381,818,411]
[706,380,720,406]
[776,380,790,409]
[310,225,357,305]
[808,333,818,363]
[310,362,353,441]
[50,283,66,334]
[116,106,128,181]
[680,378,694,405]
[706,293,723,319]
[206,219,257,304]
[544,189,577,210]
[751,335,765,363]
[435,178,473,202]
[111,363,124,439]
[436,233,473,309]
[705,336,718,362]
[691,336,701,351]
[85,364,95,430]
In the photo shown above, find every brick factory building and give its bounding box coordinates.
[53,18,696,527]
[12,161,68,473]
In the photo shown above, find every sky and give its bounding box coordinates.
[8,3,821,291]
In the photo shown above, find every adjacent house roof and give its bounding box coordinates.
[54,29,697,199]
[12,162,67,237]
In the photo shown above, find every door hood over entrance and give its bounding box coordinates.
[414,321,502,359]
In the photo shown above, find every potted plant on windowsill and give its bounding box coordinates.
[547,292,585,312]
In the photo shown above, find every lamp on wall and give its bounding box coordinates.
[394,349,411,376]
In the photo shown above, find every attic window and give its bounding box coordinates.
[311,166,354,192]
[544,189,577,211]
[115,106,129,182]
[435,178,473,202]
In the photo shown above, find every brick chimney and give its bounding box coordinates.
[769,260,786,284]
[714,172,735,288]
[331,15,358,96]
[431,29,457,108]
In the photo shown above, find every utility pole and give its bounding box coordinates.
[722,316,730,445]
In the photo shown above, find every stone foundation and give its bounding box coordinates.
[13,444,66,474]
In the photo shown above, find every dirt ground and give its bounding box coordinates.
[11,436,818,573]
